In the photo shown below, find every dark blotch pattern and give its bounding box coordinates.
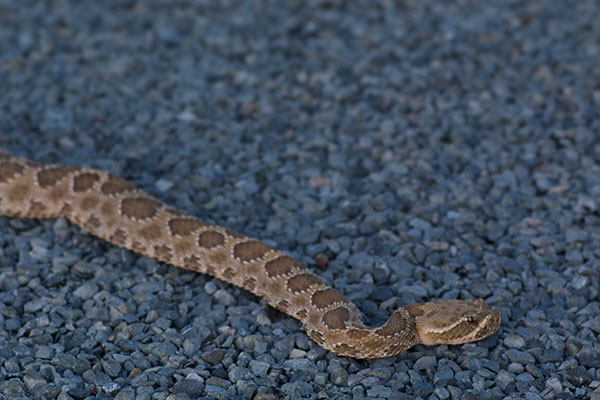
[287,273,322,293]
[120,197,161,220]
[233,240,273,262]
[168,218,210,236]
[265,255,300,278]
[376,310,411,337]
[73,172,100,192]
[101,174,137,195]
[37,166,77,188]
[197,231,225,248]
[311,288,348,310]
[0,162,25,183]
[322,307,350,330]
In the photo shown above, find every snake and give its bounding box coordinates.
[0,149,500,359]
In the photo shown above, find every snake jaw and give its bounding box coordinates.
[410,299,501,346]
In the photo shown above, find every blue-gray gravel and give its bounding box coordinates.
[1,0,600,399]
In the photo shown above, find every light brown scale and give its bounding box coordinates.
[0,150,501,359]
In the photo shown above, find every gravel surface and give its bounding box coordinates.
[1,0,600,399]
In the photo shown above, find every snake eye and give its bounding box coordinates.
[465,315,479,325]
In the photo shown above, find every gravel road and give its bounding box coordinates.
[1,1,599,399]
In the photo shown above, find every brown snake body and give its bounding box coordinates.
[0,149,500,359]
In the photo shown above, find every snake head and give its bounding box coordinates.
[407,298,501,346]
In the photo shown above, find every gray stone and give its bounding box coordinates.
[505,349,535,364]
[23,373,46,392]
[201,349,225,365]
[434,365,454,384]
[545,377,563,392]
[434,387,450,400]
[114,388,136,400]
[34,345,54,360]
[413,355,436,370]
[102,359,122,378]
[507,362,524,374]
[495,369,515,392]
[249,360,270,377]
[204,384,226,397]
[172,379,204,397]
[328,364,348,386]
[366,385,392,398]
[281,381,313,397]
[73,282,99,299]
[283,358,312,371]
[578,348,600,368]
[504,334,526,349]
[228,366,250,383]
[0,379,26,396]
[214,289,235,306]
[564,366,591,386]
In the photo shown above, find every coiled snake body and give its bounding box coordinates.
[0,150,500,358]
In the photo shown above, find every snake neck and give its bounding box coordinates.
[305,308,420,359]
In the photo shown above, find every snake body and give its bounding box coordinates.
[0,150,500,358]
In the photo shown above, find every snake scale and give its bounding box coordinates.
[0,149,500,359]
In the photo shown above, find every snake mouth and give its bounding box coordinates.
[474,310,501,339]
[449,310,501,344]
